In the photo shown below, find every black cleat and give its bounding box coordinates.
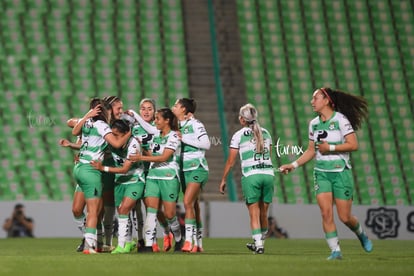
[246,242,256,252]
[76,238,85,252]
[174,239,183,252]
[137,246,154,253]
[255,247,264,254]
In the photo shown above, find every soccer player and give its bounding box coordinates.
[72,99,130,254]
[279,88,372,260]
[101,96,124,251]
[90,119,145,254]
[128,108,183,252]
[172,98,210,253]
[128,101,175,252]
[219,103,275,254]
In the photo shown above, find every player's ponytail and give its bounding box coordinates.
[239,104,264,153]
[319,88,368,130]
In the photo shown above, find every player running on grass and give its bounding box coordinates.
[279,88,372,260]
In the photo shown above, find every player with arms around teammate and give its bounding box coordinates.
[91,119,145,254]
[279,88,372,260]
[129,108,183,252]
[219,103,275,254]
[172,98,210,253]
[72,100,130,254]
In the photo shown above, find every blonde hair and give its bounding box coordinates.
[239,103,264,153]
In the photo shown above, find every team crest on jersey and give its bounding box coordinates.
[329,122,335,130]
[183,127,189,134]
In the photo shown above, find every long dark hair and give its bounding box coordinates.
[319,88,368,130]
[89,98,111,123]
[111,119,131,134]
[157,108,179,131]
[177,98,196,114]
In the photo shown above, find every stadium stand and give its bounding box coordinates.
[0,0,412,206]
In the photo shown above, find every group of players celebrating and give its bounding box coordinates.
[60,96,210,254]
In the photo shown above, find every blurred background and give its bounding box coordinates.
[0,0,412,208]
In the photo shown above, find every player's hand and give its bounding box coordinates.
[219,180,226,194]
[90,160,102,171]
[278,164,295,174]
[59,139,71,147]
[128,152,141,162]
[317,140,330,154]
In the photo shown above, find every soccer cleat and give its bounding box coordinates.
[163,233,174,252]
[191,245,204,253]
[174,239,183,252]
[327,251,342,260]
[111,245,129,254]
[101,244,115,253]
[124,241,137,252]
[83,247,98,254]
[76,238,85,252]
[137,239,145,249]
[255,247,264,254]
[181,241,193,252]
[138,246,154,253]
[246,242,256,252]
[358,233,373,253]
[152,242,160,253]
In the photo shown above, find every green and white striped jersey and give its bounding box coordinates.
[132,122,155,151]
[230,127,274,177]
[147,130,181,180]
[309,111,354,172]
[78,119,111,163]
[180,118,209,171]
[110,137,145,184]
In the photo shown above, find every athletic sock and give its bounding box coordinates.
[144,208,158,246]
[252,229,263,248]
[168,216,181,242]
[325,231,341,252]
[117,215,129,248]
[103,206,115,246]
[196,221,203,248]
[85,227,97,249]
[74,214,86,234]
[135,201,145,241]
[185,219,196,243]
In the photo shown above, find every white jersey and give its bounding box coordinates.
[110,137,145,184]
[78,119,111,163]
[147,130,181,180]
[180,118,209,171]
[309,111,354,172]
[230,127,274,177]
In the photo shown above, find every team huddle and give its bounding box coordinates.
[60,96,209,254]
[60,87,374,259]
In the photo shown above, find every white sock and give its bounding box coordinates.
[253,233,263,248]
[144,210,157,246]
[74,215,86,235]
[326,237,341,252]
[84,232,97,249]
[196,227,203,248]
[185,223,194,243]
[117,216,129,248]
[103,206,115,246]
[168,216,181,242]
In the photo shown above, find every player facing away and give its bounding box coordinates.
[220,103,275,254]
[279,88,372,260]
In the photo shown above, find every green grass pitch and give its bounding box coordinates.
[0,238,413,276]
